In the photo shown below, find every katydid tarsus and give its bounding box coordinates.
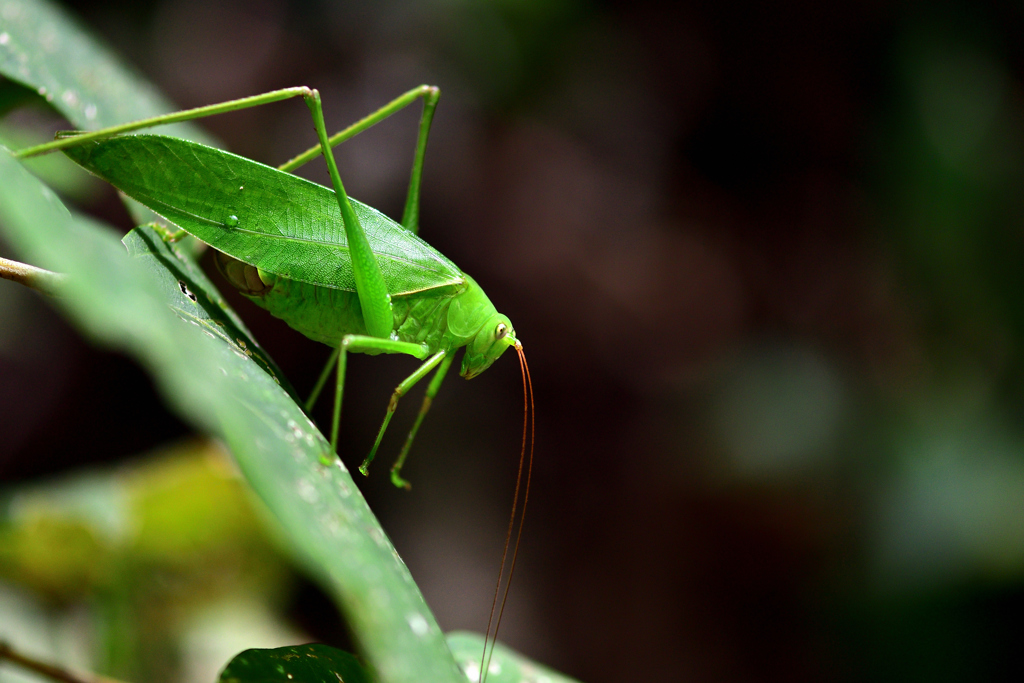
[14,85,534,679]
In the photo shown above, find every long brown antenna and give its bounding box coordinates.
[479,344,534,683]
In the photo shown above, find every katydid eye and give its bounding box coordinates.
[495,323,508,339]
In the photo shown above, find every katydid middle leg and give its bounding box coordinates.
[305,347,340,412]
[328,334,431,460]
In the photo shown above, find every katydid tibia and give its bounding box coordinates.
[15,86,533,678]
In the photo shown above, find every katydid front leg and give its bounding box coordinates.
[361,350,452,488]
[387,353,455,488]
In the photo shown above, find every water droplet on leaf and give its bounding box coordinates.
[406,612,429,636]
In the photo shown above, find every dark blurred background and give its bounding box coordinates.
[5,0,1024,681]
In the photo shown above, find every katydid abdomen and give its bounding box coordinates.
[216,251,500,368]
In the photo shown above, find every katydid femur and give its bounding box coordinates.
[16,86,534,676]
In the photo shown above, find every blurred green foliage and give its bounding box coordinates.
[0,440,295,681]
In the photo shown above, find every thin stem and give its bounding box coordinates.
[0,256,67,295]
[0,641,125,683]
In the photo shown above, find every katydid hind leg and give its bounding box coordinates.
[28,85,401,341]
[390,352,454,489]
[360,350,448,485]
[304,90,394,341]
[18,83,439,236]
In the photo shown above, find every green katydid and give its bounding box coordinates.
[16,86,527,483]
[15,86,533,677]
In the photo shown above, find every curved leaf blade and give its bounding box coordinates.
[63,135,465,296]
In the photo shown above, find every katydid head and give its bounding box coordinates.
[461,313,519,379]
[447,274,518,379]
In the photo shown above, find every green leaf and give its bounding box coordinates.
[446,633,583,683]
[0,0,208,140]
[62,135,465,295]
[219,643,371,683]
[0,146,463,683]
